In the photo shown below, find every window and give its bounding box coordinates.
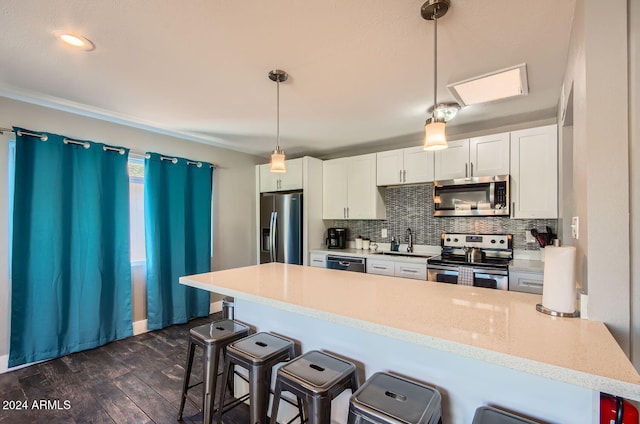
[128,156,145,264]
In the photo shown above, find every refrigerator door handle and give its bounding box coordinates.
[271,211,278,262]
[269,212,275,262]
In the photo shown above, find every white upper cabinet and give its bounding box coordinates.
[434,133,510,180]
[510,125,558,219]
[377,146,434,186]
[434,139,470,180]
[376,149,404,186]
[323,153,386,220]
[322,157,349,219]
[469,133,511,177]
[258,158,303,192]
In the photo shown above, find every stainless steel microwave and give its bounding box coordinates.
[433,175,510,217]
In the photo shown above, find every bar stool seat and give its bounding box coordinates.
[347,372,442,424]
[217,332,301,424]
[270,350,359,424]
[178,319,250,424]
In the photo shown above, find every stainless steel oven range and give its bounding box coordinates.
[427,233,513,290]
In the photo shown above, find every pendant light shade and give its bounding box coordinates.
[269,69,288,173]
[421,0,452,151]
[270,148,286,173]
[424,120,447,151]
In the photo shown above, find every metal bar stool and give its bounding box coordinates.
[347,372,442,424]
[216,332,302,424]
[178,319,250,424]
[270,350,359,424]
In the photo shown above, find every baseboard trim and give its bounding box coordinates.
[0,355,43,374]
[211,300,222,314]
[132,319,149,336]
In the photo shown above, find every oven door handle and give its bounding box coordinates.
[427,264,459,272]
[472,268,508,276]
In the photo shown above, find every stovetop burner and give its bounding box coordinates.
[427,233,513,269]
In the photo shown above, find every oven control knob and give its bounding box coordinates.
[446,238,451,242]
[491,239,496,244]
[499,240,505,244]
[453,238,458,242]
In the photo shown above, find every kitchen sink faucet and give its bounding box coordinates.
[406,228,413,253]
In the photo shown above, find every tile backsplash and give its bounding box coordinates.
[330,184,557,250]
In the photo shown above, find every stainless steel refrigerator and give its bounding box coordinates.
[260,192,303,264]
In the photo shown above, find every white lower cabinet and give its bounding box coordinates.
[394,262,427,280]
[509,270,543,294]
[309,253,326,268]
[366,258,426,280]
[366,260,395,276]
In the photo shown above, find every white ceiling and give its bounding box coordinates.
[0,0,576,159]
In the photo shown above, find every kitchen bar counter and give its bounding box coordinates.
[181,263,640,422]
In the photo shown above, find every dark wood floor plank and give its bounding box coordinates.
[89,378,153,424]
[78,347,132,382]
[0,364,40,395]
[113,372,180,424]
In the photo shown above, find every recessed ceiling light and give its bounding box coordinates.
[448,63,528,106]
[55,31,95,51]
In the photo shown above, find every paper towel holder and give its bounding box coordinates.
[536,304,580,318]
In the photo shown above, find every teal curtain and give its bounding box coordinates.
[144,153,212,330]
[9,128,133,367]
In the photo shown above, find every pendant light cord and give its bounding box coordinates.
[433,8,438,121]
[276,78,280,150]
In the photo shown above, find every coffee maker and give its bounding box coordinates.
[326,228,347,249]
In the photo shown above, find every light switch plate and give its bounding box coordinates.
[381,228,388,238]
[525,230,536,243]
[571,216,579,239]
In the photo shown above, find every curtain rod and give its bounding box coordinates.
[0,127,215,168]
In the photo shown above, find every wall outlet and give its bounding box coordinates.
[571,216,579,239]
[381,228,388,238]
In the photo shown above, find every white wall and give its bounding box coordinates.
[559,0,631,353]
[0,96,263,359]
[630,0,640,369]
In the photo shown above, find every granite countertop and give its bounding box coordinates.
[180,263,640,401]
[310,246,438,264]
[312,247,547,272]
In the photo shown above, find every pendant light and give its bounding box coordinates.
[422,0,451,151]
[269,69,288,173]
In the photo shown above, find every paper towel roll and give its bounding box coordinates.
[541,246,577,314]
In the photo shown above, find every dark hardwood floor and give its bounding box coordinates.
[0,313,252,424]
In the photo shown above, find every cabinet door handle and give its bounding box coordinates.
[403,170,406,182]
[347,207,349,218]
[343,207,346,219]
[401,268,418,273]
[372,265,389,270]
[399,170,403,183]
[470,162,474,177]
[511,202,515,218]
[465,163,468,178]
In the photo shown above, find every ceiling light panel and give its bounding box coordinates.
[54,31,95,51]
[448,64,528,106]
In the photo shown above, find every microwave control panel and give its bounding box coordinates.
[495,181,508,208]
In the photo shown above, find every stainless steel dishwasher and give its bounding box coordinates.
[326,255,366,273]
